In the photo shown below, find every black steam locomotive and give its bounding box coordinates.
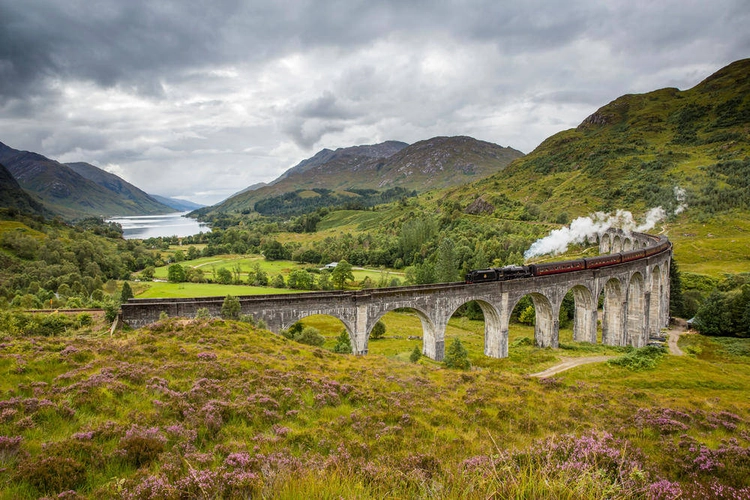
[464,235,671,284]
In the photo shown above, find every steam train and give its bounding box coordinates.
[464,235,671,284]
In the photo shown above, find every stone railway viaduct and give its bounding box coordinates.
[121,229,671,361]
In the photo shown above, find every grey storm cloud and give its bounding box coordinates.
[0,0,749,204]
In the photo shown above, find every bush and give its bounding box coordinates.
[370,320,386,340]
[119,426,167,467]
[196,307,211,319]
[15,456,86,494]
[410,345,422,363]
[444,338,471,370]
[294,326,325,347]
[221,295,241,320]
[75,312,92,327]
[608,345,666,371]
[333,329,352,354]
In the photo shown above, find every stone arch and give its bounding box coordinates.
[623,237,634,251]
[649,265,663,336]
[612,235,623,253]
[626,272,646,347]
[372,305,441,360]
[600,233,612,253]
[510,292,557,348]
[601,278,624,346]
[642,240,649,249]
[281,312,357,352]
[562,284,597,343]
[446,299,505,358]
[281,311,355,337]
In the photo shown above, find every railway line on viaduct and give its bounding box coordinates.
[121,229,671,361]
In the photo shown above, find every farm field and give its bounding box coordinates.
[146,253,405,292]
[131,281,297,299]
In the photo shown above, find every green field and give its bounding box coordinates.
[668,214,750,275]
[132,281,297,299]
[146,253,404,295]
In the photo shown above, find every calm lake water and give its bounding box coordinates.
[107,212,210,240]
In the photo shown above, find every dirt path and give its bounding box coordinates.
[529,356,613,378]
[667,319,687,356]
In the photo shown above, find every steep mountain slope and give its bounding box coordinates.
[201,137,523,215]
[451,59,750,221]
[0,162,47,216]
[66,162,172,214]
[443,58,750,273]
[149,194,204,212]
[0,141,172,219]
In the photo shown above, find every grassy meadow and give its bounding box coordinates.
[0,314,747,499]
[137,253,404,299]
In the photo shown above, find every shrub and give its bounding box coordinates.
[118,425,167,467]
[75,312,92,327]
[238,313,256,325]
[370,320,386,340]
[104,302,119,323]
[120,281,134,302]
[409,345,422,363]
[195,307,211,319]
[444,338,471,370]
[608,345,666,371]
[333,329,352,354]
[16,456,86,494]
[221,295,241,320]
[294,326,325,347]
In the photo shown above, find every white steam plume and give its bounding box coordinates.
[523,186,688,260]
[673,186,687,215]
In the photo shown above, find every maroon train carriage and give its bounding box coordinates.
[465,235,671,284]
[528,259,586,277]
[621,249,647,263]
[583,254,622,269]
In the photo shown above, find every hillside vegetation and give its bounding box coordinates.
[441,59,750,273]
[0,317,747,498]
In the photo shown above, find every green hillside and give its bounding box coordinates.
[0,315,747,498]
[444,59,750,273]
[66,162,172,215]
[0,142,172,220]
[0,163,47,217]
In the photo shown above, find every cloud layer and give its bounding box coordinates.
[1,0,748,204]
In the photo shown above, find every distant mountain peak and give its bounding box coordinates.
[0,141,172,219]
[199,136,523,216]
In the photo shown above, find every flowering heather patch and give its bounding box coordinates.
[118,425,167,467]
[635,407,692,434]
[0,435,22,461]
[196,351,218,361]
[0,318,748,497]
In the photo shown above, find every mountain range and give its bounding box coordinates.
[0,141,174,219]
[199,136,524,216]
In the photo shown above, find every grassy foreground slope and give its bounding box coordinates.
[0,317,748,498]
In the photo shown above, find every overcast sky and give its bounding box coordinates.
[1,1,748,205]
